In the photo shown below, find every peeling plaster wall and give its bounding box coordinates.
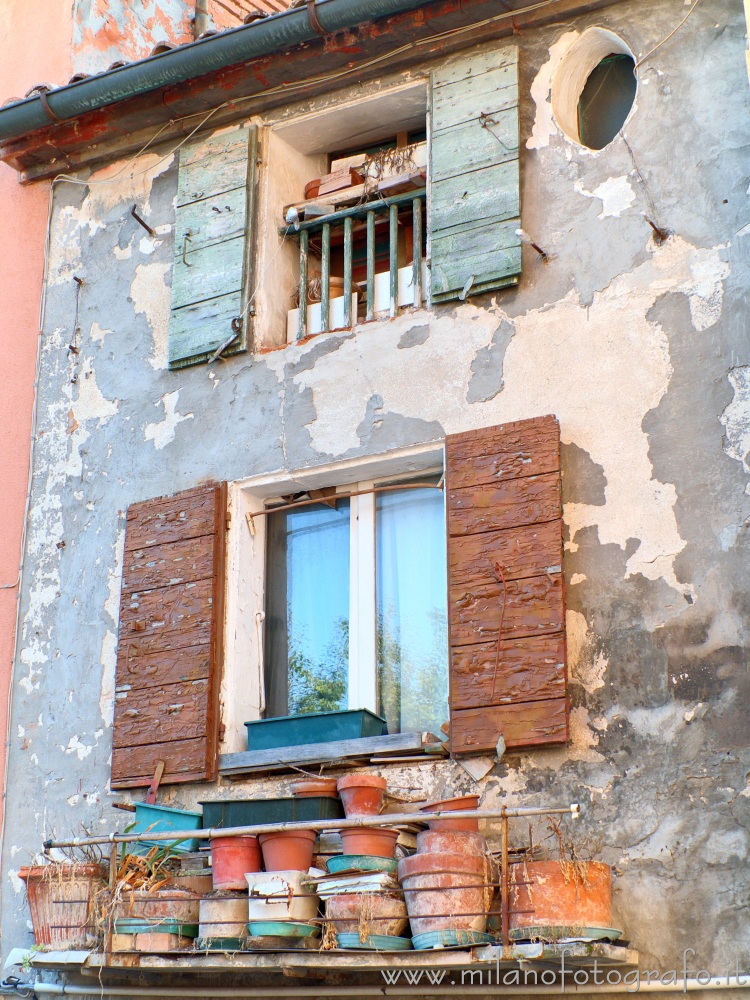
[2,0,750,979]
[72,0,193,76]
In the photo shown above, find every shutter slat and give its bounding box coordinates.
[112,483,226,789]
[446,416,568,754]
[430,47,520,302]
[448,472,561,537]
[169,126,256,369]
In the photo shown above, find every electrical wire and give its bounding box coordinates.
[635,0,701,70]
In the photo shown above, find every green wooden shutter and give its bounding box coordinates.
[429,47,521,303]
[169,126,257,368]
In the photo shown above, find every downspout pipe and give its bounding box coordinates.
[0,0,430,143]
[194,0,210,39]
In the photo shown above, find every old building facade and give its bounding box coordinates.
[0,0,748,994]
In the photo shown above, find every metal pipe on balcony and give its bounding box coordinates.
[389,203,399,318]
[366,210,376,321]
[320,222,331,334]
[43,805,580,850]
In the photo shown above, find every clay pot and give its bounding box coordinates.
[211,835,261,890]
[509,860,612,930]
[20,863,107,949]
[339,827,399,858]
[416,829,486,856]
[305,178,321,199]
[325,892,408,937]
[199,894,248,942]
[398,851,487,937]
[290,778,339,799]
[337,774,387,817]
[420,795,480,832]
[112,887,200,929]
[259,829,316,872]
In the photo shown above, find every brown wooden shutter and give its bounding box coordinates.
[446,415,568,754]
[111,483,227,788]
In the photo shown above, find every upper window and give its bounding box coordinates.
[263,478,449,736]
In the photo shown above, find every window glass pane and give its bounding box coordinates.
[265,500,350,716]
[376,487,448,734]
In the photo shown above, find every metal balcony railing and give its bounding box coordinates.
[281,189,427,341]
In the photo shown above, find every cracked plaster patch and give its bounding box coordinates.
[575,176,636,218]
[720,366,750,490]
[144,390,194,449]
[131,262,171,371]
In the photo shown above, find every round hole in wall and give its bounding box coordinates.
[552,28,637,149]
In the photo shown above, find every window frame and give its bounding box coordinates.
[221,444,445,755]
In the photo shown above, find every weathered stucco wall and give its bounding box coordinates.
[2,0,749,984]
[72,0,193,75]
[0,0,72,854]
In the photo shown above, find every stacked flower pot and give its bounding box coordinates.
[398,795,495,951]
[322,774,409,951]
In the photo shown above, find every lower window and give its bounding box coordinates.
[263,476,448,735]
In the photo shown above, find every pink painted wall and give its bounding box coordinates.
[0,2,73,828]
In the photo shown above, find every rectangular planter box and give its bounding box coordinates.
[132,803,203,853]
[200,797,343,829]
[245,709,386,751]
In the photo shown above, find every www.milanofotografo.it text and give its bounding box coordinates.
[380,950,749,992]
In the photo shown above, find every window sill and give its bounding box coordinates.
[218,731,446,778]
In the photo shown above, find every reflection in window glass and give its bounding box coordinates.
[376,488,448,734]
[265,501,350,716]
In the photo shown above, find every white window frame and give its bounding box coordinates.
[220,444,444,754]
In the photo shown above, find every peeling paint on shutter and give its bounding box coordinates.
[169,127,257,368]
[446,416,568,754]
[429,47,521,303]
[111,483,227,788]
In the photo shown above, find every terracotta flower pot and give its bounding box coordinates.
[290,778,339,799]
[509,860,612,930]
[326,892,408,937]
[339,827,399,858]
[111,886,200,935]
[398,851,487,937]
[211,835,262,890]
[259,829,316,872]
[20,863,107,949]
[420,795,480,832]
[337,774,386,817]
[416,829,486,856]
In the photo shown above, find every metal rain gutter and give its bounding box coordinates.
[0,0,430,143]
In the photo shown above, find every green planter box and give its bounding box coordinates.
[131,803,203,854]
[244,708,387,751]
[200,797,343,829]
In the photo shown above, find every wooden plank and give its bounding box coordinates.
[122,534,215,592]
[124,486,219,552]
[431,45,518,91]
[113,677,211,748]
[447,472,561,538]
[115,642,212,691]
[449,572,564,647]
[431,159,519,234]
[446,415,560,486]
[431,234,521,300]
[169,289,243,368]
[119,577,214,636]
[449,518,563,589]
[112,737,211,787]
[219,732,434,776]
[432,81,518,139]
[450,634,566,710]
[177,127,252,175]
[174,187,247,251]
[431,106,518,184]
[451,696,568,753]
[171,233,244,311]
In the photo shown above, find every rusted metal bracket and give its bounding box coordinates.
[38,89,64,123]
[131,204,156,237]
[306,0,327,35]
[145,760,165,805]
